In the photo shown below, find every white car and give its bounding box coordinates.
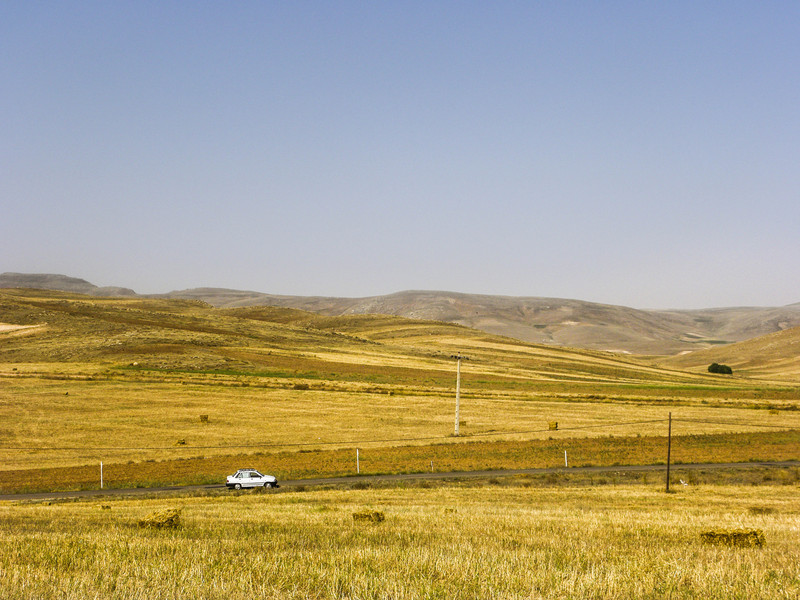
[226,468,279,490]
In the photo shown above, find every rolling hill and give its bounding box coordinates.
[2,287,800,481]
[0,287,695,386]
[659,324,800,381]
[4,287,800,388]
[0,272,136,297]
[4,272,800,355]
[161,288,800,355]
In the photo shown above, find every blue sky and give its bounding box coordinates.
[2,2,798,308]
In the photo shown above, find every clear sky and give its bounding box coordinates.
[2,2,798,309]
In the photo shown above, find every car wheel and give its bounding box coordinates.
[234,483,242,490]
[264,482,274,489]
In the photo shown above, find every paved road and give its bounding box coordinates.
[1,460,797,502]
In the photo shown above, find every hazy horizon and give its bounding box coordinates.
[3,2,799,309]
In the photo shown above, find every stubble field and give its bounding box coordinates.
[1,482,799,599]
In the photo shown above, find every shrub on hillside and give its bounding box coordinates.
[708,363,733,375]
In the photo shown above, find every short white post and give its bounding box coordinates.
[356,449,360,474]
[564,451,568,468]
[100,461,104,489]
[430,460,433,472]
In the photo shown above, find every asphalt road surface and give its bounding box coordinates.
[1,461,797,502]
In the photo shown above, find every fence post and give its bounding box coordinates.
[666,412,672,493]
[100,461,103,489]
[356,448,360,474]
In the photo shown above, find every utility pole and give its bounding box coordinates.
[451,354,468,436]
[666,412,672,493]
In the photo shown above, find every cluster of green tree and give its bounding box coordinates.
[708,362,733,374]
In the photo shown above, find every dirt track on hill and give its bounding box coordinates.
[0,323,43,335]
[1,461,797,502]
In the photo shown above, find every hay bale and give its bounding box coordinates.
[700,529,765,548]
[138,508,182,529]
[175,439,186,446]
[352,510,385,523]
[747,506,775,515]
[199,414,209,423]
[548,421,558,431]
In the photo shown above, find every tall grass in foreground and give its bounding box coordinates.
[1,483,798,599]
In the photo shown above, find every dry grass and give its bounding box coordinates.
[2,430,799,494]
[1,369,798,472]
[1,483,798,599]
[660,326,800,381]
[2,288,799,487]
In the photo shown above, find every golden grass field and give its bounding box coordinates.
[1,289,800,598]
[1,288,800,490]
[1,481,799,599]
[1,428,799,494]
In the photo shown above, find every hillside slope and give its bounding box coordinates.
[164,288,800,355]
[660,325,800,381]
[3,288,799,475]
[0,288,726,387]
[0,272,136,297]
[5,272,800,355]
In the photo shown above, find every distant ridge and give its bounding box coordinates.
[0,272,136,297]
[161,287,800,355]
[3,272,799,355]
